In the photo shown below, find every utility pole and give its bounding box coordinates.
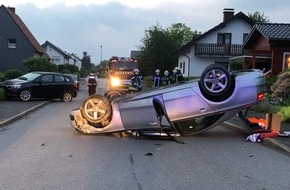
[100,45,102,62]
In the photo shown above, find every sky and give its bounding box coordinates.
[2,0,290,64]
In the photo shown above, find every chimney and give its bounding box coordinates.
[7,7,16,13]
[223,8,234,22]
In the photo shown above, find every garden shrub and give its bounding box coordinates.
[271,71,290,99]
[60,69,72,74]
[0,72,6,82]
[278,106,290,122]
[143,76,153,88]
[23,57,57,72]
[250,98,280,114]
[229,61,243,71]
[0,88,6,100]
[265,76,277,93]
[5,69,23,79]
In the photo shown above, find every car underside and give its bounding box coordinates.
[70,64,266,141]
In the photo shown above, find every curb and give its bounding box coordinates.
[222,121,290,154]
[0,101,50,127]
[262,138,290,153]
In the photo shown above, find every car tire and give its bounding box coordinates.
[19,89,32,101]
[62,92,73,102]
[199,64,235,102]
[104,90,125,102]
[81,94,112,127]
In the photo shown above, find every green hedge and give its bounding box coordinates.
[0,88,6,100]
[5,69,23,79]
[278,106,290,122]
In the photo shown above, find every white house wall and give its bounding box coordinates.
[45,45,66,65]
[178,49,190,77]
[179,18,253,77]
[198,19,252,44]
[189,51,230,77]
[69,58,81,70]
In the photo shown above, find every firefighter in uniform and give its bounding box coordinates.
[129,68,143,91]
[152,69,162,88]
[172,67,184,84]
[163,70,171,86]
[85,71,98,95]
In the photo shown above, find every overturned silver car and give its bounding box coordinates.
[70,65,266,138]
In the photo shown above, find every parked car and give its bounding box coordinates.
[70,64,266,138]
[65,74,81,91]
[1,71,77,102]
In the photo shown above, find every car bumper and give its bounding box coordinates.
[2,87,19,98]
[70,103,126,134]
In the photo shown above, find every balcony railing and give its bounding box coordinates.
[195,43,249,56]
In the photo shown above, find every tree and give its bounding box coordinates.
[96,60,109,77]
[248,11,270,23]
[138,23,173,76]
[81,51,91,70]
[138,22,198,76]
[167,23,197,47]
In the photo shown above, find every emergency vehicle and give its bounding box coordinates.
[108,56,138,91]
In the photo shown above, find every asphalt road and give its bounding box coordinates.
[0,79,290,190]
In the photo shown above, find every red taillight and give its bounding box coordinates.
[73,83,78,89]
[257,92,264,101]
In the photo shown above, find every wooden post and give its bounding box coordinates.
[266,113,281,133]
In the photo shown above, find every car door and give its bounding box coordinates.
[51,74,67,98]
[30,74,54,98]
[118,97,161,130]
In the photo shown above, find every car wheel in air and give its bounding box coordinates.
[81,94,112,126]
[19,90,32,101]
[104,90,125,102]
[199,64,235,102]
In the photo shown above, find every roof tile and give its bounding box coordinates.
[255,23,290,40]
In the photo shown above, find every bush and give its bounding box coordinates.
[265,77,277,93]
[143,76,153,88]
[0,88,6,100]
[0,72,6,82]
[60,69,72,74]
[23,57,57,72]
[229,61,243,71]
[98,71,108,78]
[271,71,290,99]
[5,69,23,79]
[250,98,281,114]
[278,106,290,122]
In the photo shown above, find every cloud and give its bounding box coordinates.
[9,0,290,64]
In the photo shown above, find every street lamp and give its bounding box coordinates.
[100,45,102,62]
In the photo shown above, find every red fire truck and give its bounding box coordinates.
[108,56,138,91]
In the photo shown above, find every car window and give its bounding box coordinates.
[18,73,41,81]
[64,76,73,82]
[55,75,65,83]
[174,113,224,134]
[65,74,78,81]
[40,75,53,83]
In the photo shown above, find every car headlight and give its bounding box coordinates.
[111,77,121,87]
[10,84,21,89]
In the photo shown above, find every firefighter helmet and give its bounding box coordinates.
[133,68,139,74]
